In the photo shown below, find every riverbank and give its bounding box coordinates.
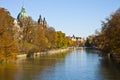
[110,53,120,66]
[17,48,69,59]
[98,52,120,68]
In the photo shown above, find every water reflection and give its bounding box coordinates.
[0,63,18,80]
[0,49,120,80]
[15,52,69,80]
[98,58,120,80]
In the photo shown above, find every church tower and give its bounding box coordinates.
[17,6,29,21]
[38,15,47,29]
[38,15,43,25]
[43,17,47,28]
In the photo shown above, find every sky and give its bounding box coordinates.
[0,0,120,38]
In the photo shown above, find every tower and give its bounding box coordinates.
[38,15,47,29]
[43,17,47,28]
[17,6,29,21]
[38,15,43,25]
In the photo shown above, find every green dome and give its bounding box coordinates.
[17,7,28,20]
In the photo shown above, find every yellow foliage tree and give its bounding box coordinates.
[0,8,18,62]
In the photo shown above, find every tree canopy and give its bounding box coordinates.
[0,7,77,62]
[0,8,18,62]
[93,8,120,54]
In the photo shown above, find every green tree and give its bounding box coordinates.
[55,31,68,48]
[85,36,94,48]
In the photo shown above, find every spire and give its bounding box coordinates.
[22,0,24,7]
[43,17,47,26]
[43,17,47,28]
[38,15,43,25]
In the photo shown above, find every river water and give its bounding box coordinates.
[0,48,120,80]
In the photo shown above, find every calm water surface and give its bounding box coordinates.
[0,48,120,80]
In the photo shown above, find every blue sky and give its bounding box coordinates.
[0,0,120,38]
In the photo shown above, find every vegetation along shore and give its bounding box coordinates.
[0,7,85,63]
[1,6,120,65]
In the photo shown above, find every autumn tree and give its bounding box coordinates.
[33,24,48,52]
[66,37,74,47]
[103,9,120,53]
[94,8,120,54]
[18,17,36,54]
[45,27,56,48]
[0,8,18,62]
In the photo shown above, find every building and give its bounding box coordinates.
[13,6,48,41]
[69,35,86,47]
[17,6,29,21]
[38,15,48,29]
[13,6,29,41]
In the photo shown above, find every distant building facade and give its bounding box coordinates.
[67,35,86,47]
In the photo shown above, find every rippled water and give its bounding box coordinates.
[0,48,120,80]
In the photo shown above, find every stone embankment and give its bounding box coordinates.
[17,48,69,59]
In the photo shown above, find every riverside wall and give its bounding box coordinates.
[17,48,69,59]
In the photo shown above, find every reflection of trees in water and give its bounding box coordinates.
[85,48,99,54]
[0,51,70,80]
[98,58,120,80]
[0,63,18,80]
[14,51,69,80]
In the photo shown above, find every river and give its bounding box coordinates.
[0,48,120,80]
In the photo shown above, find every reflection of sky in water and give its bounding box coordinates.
[0,49,120,80]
